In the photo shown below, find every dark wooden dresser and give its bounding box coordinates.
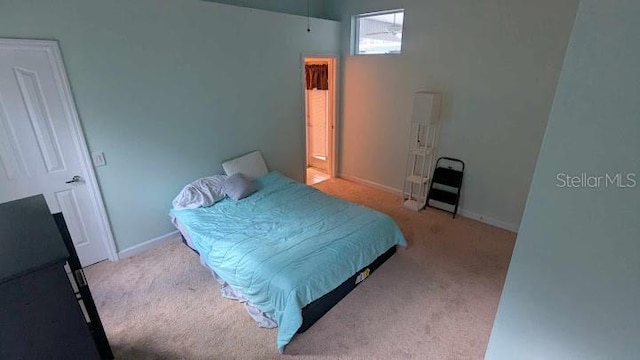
[0,195,108,359]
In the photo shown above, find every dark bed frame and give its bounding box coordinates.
[180,235,397,334]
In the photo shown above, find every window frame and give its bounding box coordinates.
[352,9,405,56]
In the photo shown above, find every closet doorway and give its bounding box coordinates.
[303,55,337,185]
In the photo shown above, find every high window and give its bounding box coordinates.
[353,10,404,55]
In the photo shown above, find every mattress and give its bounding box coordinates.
[170,172,407,352]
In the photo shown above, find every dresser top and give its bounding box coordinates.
[0,195,68,282]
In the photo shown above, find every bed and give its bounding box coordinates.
[170,168,407,352]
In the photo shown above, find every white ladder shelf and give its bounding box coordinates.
[402,91,441,211]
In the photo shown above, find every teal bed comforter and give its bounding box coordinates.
[170,172,407,352]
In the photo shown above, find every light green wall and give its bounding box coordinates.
[204,0,333,20]
[485,0,640,359]
[0,0,340,251]
[326,0,578,230]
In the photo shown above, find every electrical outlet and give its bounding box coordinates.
[92,152,106,167]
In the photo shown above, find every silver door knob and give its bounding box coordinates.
[65,175,82,184]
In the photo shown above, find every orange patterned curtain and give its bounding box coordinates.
[305,64,329,90]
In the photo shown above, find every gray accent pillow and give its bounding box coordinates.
[222,173,257,201]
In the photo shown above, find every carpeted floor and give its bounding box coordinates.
[85,178,515,360]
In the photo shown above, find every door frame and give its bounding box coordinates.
[301,53,339,182]
[0,39,118,262]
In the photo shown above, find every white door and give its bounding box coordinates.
[0,40,113,266]
[306,88,329,171]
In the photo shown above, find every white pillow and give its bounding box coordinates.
[172,175,227,209]
[221,151,268,181]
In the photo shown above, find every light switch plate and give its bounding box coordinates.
[92,152,106,167]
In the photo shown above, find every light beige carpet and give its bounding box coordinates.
[85,178,515,360]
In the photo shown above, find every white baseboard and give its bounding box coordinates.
[338,173,519,233]
[338,173,403,195]
[118,230,180,259]
[457,208,520,233]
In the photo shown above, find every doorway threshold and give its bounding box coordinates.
[306,167,330,185]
